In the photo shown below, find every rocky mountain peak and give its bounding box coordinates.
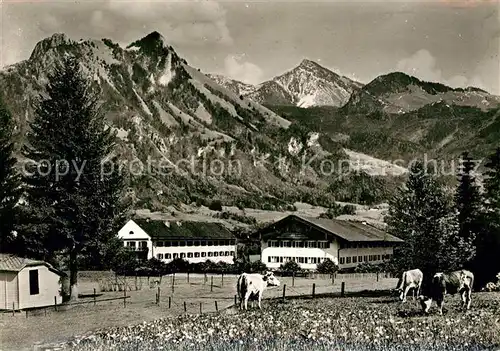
[126,31,170,56]
[297,59,323,71]
[29,33,74,60]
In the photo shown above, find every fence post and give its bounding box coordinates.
[168,296,171,309]
[292,272,295,287]
[187,272,190,283]
[332,274,334,285]
[215,301,218,312]
[221,272,224,286]
[199,302,202,314]
[124,288,127,308]
[376,272,379,282]
[234,295,237,306]
[157,286,161,304]
[54,296,57,311]
[341,282,345,297]
[312,283,316,299]
[12,302,15,316]
[184,301,187,313]
[282,284,286,302]
[93,288,97,306]
[204,272,207,284]
[210,276,214,292]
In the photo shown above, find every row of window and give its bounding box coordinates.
[155,240,235,247]
[157,251,235,260]
[126,241,147,248]
[344,242,393,249]
[267,256,328,264]
[339,254,392,265]
[267,240,330,249]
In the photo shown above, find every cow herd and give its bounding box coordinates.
[236,269,476,316]
[395,268,475,315]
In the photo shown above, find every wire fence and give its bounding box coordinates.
[5,271,399,319]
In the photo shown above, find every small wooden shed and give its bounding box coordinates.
[0,253,65,310]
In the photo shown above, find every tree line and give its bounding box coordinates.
[386,151,500,289]
[0,56,129,301]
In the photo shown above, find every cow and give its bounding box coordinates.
[418,269,474,315]
[236,271,280,310]
[394,269,423,303]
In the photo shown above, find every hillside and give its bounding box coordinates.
[271,98,500,163]
[342,71,500,115]
[0,31,401,214]
[211,59,363,108]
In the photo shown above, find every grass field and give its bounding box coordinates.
[2,273,498,351]
[9,291,500,351]
[1,273,394,350]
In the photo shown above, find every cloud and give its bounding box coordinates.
[1,0,233,67]
[224,54,263,85]
[438,0,497,8]
[396,49,489,91]
[104,0,233,45]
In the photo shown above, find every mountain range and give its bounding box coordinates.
[209,59,363,108]
[213,59,500,162]
[1,31,499,214]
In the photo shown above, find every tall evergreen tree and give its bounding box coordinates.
[473,147,500,288]
[386,161,466,284]
[454,152,481,265]
[0,97,21,253]
[19,55,129,300]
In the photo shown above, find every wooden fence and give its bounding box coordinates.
[11,271,397,318]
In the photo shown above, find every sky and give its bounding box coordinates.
[0,0,499,94]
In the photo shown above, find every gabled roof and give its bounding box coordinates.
[261,215,403,243]
[133,218,235,240]
[0,254,66,276]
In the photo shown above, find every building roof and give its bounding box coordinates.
[133,218,235,240]
[262,215,403,243]
[0,253,66,275]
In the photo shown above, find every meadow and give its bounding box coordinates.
[1,273,499,351]
[34,292,500,351]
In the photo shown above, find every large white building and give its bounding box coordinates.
[258,215,403,271]
[117,219,237,264]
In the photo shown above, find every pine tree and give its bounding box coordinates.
[0,97,21,253]
[19,55,129,300]
[474,147,500,288]
[386,161,465,283]
[454,152,481,265]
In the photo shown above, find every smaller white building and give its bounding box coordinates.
[0,254,65,310]
[117,219,237,264]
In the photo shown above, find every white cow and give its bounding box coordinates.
[237,271,280,310]
[395,268,423,302]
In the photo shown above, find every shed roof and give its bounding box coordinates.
[262,215,403,243]
[133,219,235,240]
[0,253,66,275]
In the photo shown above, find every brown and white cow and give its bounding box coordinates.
[418,269,474,315]
[237,271,280,310]
[395,269,423,303]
